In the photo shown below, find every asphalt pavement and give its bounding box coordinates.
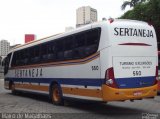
[0,79,160,119]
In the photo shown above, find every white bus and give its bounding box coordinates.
[4,19,158,105]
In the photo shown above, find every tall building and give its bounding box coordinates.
[65,26,74,32]
[0,40,10,56]
[76,6,97,27]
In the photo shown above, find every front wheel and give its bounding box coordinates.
[11,83,16,94]
[51,84,64,105]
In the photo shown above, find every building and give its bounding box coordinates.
[0,40,10,56]
[25,34,36,43]
[76,6,97,27]
[65,27,74,32]
[0,55,5,73]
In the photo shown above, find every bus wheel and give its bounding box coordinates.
[51,84,64,105]
[11,83,16,94]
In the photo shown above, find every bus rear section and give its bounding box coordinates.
[101,20,158,101]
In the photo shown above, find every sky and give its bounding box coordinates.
[0,0,129,45]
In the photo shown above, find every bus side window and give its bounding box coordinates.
[34,46,40,63]
[56,39,64,61]
[29,46,40,64]
[41,44,48,62]
[74,32,86,59]
[19,51,23,65]
[16,51,21,66]
[30,47,35,64]
[85,28,100,56]
[20,50,25,65]
[74,33,86,59]
[16,52,20,66]
[47,41,56,61]
[64,36,74,60]
[11,52,16,67]
[4,53,11,74]
[24,49,29,65]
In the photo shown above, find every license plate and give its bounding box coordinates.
[133,91,142,96]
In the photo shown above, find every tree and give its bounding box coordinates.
[121,0,160,26]
[120,0,160,49]
[121,0,146,10]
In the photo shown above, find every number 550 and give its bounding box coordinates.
[133,71,141,76]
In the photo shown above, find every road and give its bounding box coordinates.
[0,79,160,119]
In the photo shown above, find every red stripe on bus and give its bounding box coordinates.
[119,43,151,46]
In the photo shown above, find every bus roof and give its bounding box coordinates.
[9,19,152,54]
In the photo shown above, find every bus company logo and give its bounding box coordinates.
[142,113,159,119]
[15,68,43,78]
[114,27,154,38]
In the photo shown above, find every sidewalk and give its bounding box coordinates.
[0,79,9,93]
[0,73,4,80]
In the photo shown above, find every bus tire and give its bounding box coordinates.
[51,84,64,105]
[11,82,16,94]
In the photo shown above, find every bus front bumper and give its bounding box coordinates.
[102,84,157,101]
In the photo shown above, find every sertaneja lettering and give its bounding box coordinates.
[114,27,153,38]
[36,68,39,77]
[29,70,31,77]
[15,68,43,78]
[32,69,35,77]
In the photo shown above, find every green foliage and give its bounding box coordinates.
[120,0,160,47]
[121,0,147,10]
[120,0,160,27]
